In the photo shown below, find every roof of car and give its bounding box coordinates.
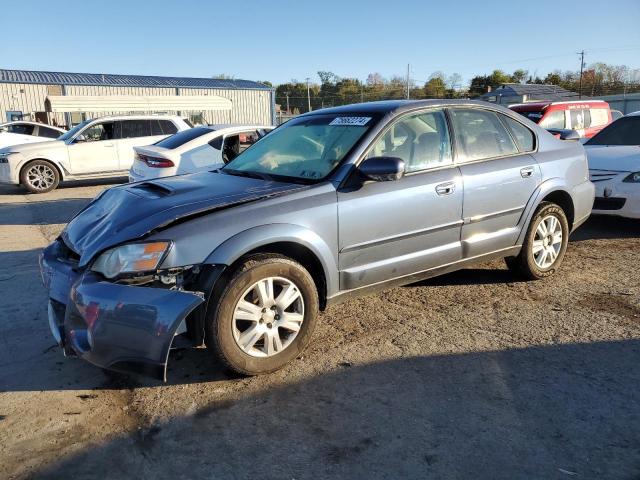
[509,100,609,111]
[625,111,640,117]
[300,99,505,117]
[0,121,65,130]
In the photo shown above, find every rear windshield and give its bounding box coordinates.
[517,111,544,123]
[586,116,640,146]
[154,127,211,149]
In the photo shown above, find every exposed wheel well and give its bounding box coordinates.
[19,159,63,183]
[541,190,574,229]
[233,242,328,310]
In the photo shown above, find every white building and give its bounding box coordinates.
[0,69,275,127]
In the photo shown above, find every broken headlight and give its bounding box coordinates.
[91,242,171,279]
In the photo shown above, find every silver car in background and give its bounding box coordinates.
[40,100,594,380]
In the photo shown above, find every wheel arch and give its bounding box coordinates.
[205,224,339,310]
[19,158,65,183]
[517,179,576,245]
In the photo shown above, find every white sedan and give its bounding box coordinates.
[0,121,66,149]
[129,124,274,182]
[586,111,640,218]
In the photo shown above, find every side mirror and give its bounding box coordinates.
[74,134,86,143]
[546,128,581,141]
[359,156,405,182]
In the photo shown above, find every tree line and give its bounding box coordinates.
[269,63,640,114]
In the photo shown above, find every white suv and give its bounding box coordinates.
[0,115,191,193]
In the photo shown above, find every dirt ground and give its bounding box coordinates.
[0,179,639,480]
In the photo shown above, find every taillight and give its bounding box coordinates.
[137,154,174,168]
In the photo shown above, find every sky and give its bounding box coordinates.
[2,0,639,86]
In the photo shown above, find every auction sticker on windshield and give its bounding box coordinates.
[329,117,371,126]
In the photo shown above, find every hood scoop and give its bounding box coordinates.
[131,182,174,198]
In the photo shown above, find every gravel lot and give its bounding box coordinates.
[0,179,639,480]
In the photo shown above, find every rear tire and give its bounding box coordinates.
[205,254,319,375]
[20,160,60,193]
[506,202,569,280]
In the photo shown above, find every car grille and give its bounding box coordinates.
[589,170,622,182]
[593,197,626,210]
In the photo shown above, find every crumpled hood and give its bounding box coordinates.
[586,145,640,172]
[62,171,306,267]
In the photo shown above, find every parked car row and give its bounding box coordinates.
[40,99,597,380]
[0,115,273,193]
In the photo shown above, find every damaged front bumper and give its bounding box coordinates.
[40,240,205,381]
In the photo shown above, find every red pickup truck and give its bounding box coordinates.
[510,100,612,138]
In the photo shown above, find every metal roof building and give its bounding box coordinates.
[0,68,275,127]
[478,83,581,105]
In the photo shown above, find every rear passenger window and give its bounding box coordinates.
[449,109,518,162]
[150,120,163,136]
[590,108,609,127]
[501,115,535,152]
[37,126,62,138]
[120,120,152,139]
[7,124,35,135]
[367,109,452,173]
[159,120,178,135]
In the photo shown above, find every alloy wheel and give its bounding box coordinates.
[232,276,305,357]
[532,214,563,269]
[26,164,56,191]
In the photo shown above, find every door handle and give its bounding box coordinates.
[435,181,456,196]
[520,166,534,178]
[103,143,114,147]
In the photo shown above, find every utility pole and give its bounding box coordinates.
[578,50,585,99]
[361,83,364,103]
[284,91,290,114]
[406,64,410,99]
[305,77,312,112]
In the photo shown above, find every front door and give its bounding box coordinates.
[448,107,541,258]
[337,109,464,291]
[67,121,119,175]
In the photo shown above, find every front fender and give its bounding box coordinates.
[205,223,340,298]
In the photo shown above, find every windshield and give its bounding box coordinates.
[154,127,212,149]
[58,120,92,141]
[222,114,377,181]
[586,116,639,146]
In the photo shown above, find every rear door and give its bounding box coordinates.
[449,108,541,258]
[67,121,119,174]
[116,120,174,170]
[337,108,464,290]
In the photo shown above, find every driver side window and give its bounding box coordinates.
[367,110,452,173]
[79,122,116,142]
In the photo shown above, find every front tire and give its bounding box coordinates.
[20,160,60,193]
[506,202,569,280]
[205,254,319,375]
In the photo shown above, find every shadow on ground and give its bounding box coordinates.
[571,215,640,241]
[0,177,126,196]
[0,198,92,225]
[34,340,640,479]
